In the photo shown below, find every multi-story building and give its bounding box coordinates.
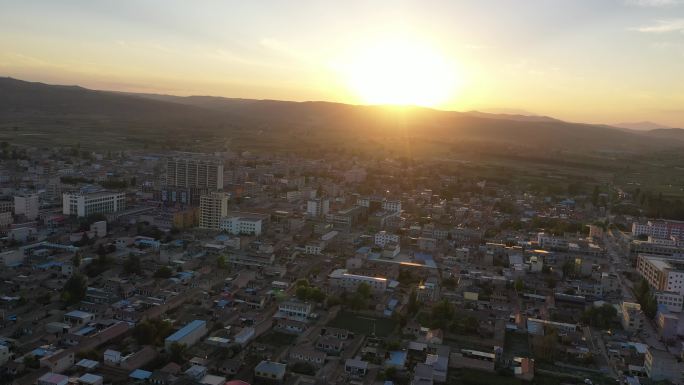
[620,302,644,333]
[329,269,387,292]
[637,254,684,294]
[0,199,13,213]
[645,348,679,382]
[655,291,684,313]
[219,215,263,236]
[165,157,223,191]
[277,301,312,320]
[14,193,39,220]
[199,192,229,230]
[306,198,330,218]
[62,191,126,217]
[374,231,400,247]
[633,220,684,239]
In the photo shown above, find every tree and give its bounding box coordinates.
[514,278,524,292]
[154,266,173,279]
[72,253,81,268]
[217,255,227,269]
[407,290,419,315]
[357,282,372,299]
[168,342,186,363]
[123,255,142,275]
[61,274,87,304]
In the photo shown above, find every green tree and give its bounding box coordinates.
[154,266,173,279]
[123,254,142,275]
[217,255,227,269]
[61,274,87,304]
[357,282,372,298]
[168,342,186,363]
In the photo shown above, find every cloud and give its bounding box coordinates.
[631,19,684,33]
[625,0,683,6]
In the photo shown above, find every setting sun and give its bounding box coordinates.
[340,38,459,107]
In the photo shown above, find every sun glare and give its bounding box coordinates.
[341,38,458,107]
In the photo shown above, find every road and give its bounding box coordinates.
[604,230,665,350]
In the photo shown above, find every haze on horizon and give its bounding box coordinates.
[1,0,683,127]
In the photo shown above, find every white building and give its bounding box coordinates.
[382,200,402,213]
[329,269,387,292]
[219,216,262,236]
[166,157,223,190]
[633,220,684,239]
[199,192,229,230]
[374,231,400,247]
[307,198,330,218]
[14,193,39,220]
[62,191,126,217]
[656,291,684,313]
[0,250,23,267]
[278,301,312,320]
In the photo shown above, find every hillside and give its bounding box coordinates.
[1,77,682,155]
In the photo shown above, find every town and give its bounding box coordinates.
[0,145,682,385]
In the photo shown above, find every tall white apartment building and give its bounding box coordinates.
[307,198,330,218]
[62,192,126,217]
[199,192,229,230]
[374,231,400,247]
[166,157,224,191]
[14,193,39,220]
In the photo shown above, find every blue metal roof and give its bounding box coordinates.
[165,320,206,342]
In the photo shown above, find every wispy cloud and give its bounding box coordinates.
[631,19,684,33]
[625,0,683,7]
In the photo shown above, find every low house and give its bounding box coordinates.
[289,346,326,368]
[254,360,286,383]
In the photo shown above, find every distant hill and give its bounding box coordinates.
[1,76,682,154]
[643,128,684,142]
[614,121,672,131]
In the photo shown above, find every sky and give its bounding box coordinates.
[1,0,684,127]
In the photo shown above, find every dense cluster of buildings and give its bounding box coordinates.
[0,147,683,385]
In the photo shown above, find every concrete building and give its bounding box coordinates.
[637,254,684,295]
[307,197,330,218]
[277,301,312,320]
[633,220,684,239]
[37,373,69,385]
[254,360,286,383]
[220,215,263,236]
[621,302,644,333]
[166,157,223,191]
[645,348,680,382]
[656,291,684,313]
[199,192,229,230]
[14,193,39,220]
[62,191,126,217]
[165,320,207,349]
[374,231,400,247]
[329,269,387,293]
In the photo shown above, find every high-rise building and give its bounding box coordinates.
[62,191,126,217]
[306,198,330,218]
[14,193,40,220]
[166,157,224,191]
[199,192,229,230]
